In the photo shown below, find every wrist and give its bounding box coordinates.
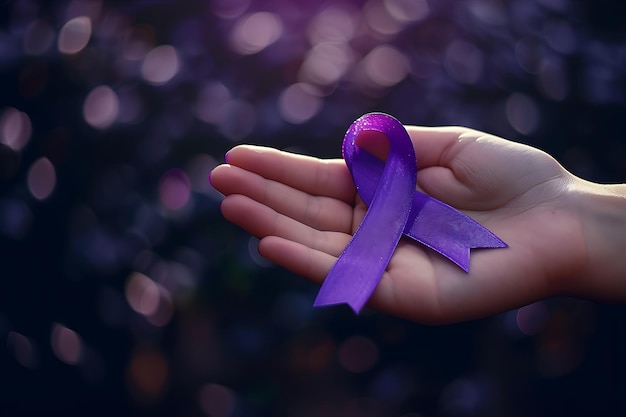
[568,179,626,300]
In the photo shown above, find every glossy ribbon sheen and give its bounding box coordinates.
[313,113,507,313]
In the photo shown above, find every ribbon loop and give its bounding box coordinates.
[313,113,507,313]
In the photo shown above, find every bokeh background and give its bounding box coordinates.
[1,0,626,416]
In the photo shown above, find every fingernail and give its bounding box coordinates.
[224,150,231,163]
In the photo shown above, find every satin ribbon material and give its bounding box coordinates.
[313,113,507,313]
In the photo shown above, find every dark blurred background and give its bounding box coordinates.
[1,0,625,416]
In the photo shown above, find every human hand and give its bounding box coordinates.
[209,125,592,324]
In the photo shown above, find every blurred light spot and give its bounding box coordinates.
[444,40,484,84]
[543,20,576,54]
[141,45,180,85]
[198,383,237,417]
[466,0,507,26]
[51,323,83,365]
[125,272,160,316]
[338,335,379,373]
[125,271,174,327]
[24,19,56,55]
[364,0,404,36]
[211,0,251,19]
[0,199,32,239]
[299,42,354,86]
[159,169,191,211]
[83,85,119,129]
[146,288,174,327]
[516,301,548,336]
[384,0,430,24]
[230,12,283,55]
[363,45,410,87]
[196,82,231,124]
[218,99,256,141]
[146,287,174,327]
[7,331,38,369]
[308,7,356,44]
[58,16,92,55]
[128,347,169,399]
[538,57,568,101]
[27,157,56,200]
[158,260,198,299]
[278,83,322,124]
[506,93,539,135]
[0,107,32,151]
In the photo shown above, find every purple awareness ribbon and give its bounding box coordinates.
[313,113,507,313]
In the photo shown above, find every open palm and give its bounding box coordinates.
[210,126,587,324]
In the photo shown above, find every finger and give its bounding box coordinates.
[405,126,513,208]
[211,164,354,233]
[405,125,472,168]
[221,194,351,257]
[258,236,336,284]
[224,145,355,204]
[414,166,478,208]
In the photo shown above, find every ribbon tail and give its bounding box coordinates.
[313,169,412,313]
[404,191,508,272]
[313,224,404,313]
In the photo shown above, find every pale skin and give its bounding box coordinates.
[209,125,626,324]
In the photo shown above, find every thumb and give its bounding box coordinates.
[415,165,479,209]
[356,126,484,209]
